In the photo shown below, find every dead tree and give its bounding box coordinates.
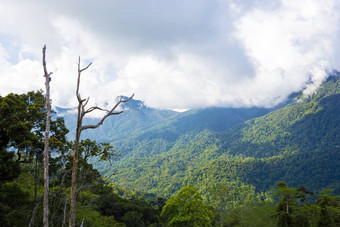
[68,57,133,227]
[42,45,52,227]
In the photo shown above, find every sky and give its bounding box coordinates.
[0,0,339,111]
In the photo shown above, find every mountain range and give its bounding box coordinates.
[59,72,340,198]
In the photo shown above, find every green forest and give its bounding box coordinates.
[1,74,340,226]
[95,75,340,198]
[2,0,340,226]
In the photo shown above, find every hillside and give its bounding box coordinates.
[61,99,270,142]
[96,73,340,197]
[59,98,179,142]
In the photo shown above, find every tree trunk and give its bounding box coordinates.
[69,125,81,227]
[62,196,69,227]
[67,57,133,226]
[42,45,52,227]
[28,202,40,227]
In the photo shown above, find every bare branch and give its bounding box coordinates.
[76,183,85,194]
[111,94,135,111]
[76,68,82,102]
[81,94,134,131]
[83,96,90,108]
[69,55,133,226]
[76,57,92,103]
[81,112,122,131]
[28,200,41,227]
[42,45,53,79]
[79,58,92,72]
[103,170,118,182]
[48,168,72,198]
[60,168,72,187]
[84,106,110,114]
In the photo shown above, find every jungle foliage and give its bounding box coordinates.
[0,91,161,226]
[96,74,340,198]
[1,73,340,226]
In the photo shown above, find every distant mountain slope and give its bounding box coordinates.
[185,147,340,195]
[218,74,340,158]
[60,95,270,145]
[59,98,179,142]
[132,107,270,142]
[97,72,340,197]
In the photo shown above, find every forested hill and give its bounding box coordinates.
[94,72,340,197]
[2,74,339,226]
[58,98,179,142]
[60,97,271,143]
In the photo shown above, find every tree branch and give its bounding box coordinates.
[69,54,133,226]
[42,45,53,79]
[84,106,110,115]
[76,57,92,103]
[103,170,118,182]
[83,97,90,108]
[78,57,92,72]
[81,94,134,131]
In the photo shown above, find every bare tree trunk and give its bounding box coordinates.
[49,169,71,226]
[62,196,69,227]
[42,45,52,227]
[68,57,133,227]
[28,202,40,227]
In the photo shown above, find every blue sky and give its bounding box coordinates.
[0,0,339,110]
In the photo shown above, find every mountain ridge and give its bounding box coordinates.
[59,72,340,197]
[94,72,340,197]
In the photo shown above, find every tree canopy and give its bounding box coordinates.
[161,184,214,226]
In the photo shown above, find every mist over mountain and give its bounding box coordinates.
[2,1,340,225]
[59,98,178,142]
[100,72,340,196]
[59,71,340,198]
[59,95,273,143]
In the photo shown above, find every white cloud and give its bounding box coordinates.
[233,0,340,105]
[0,44,42,95]
[0,0,339,110]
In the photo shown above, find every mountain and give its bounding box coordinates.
[93,72,340,197]
[60,95,271,144]
[59,72,340,198]
[58,98,179,142]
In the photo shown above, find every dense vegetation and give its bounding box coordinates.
[1,73,340,226]
[94,73,340,198]
[0,91,162,226]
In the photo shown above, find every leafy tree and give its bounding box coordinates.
[122,211,145,227]
[208,184,231,226]
[0,182,31,226]
[275,182,299,213]
[161,185,214,226]
[0,91,68,226]
[316,189,340,226]
[293,204,320,226]
[0,149,20,182]
[0,91,68,162]
[234,185,258,226]
[241,201,277,227]
[275,182,318,227]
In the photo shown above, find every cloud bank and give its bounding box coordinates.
[0,0,339,110]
